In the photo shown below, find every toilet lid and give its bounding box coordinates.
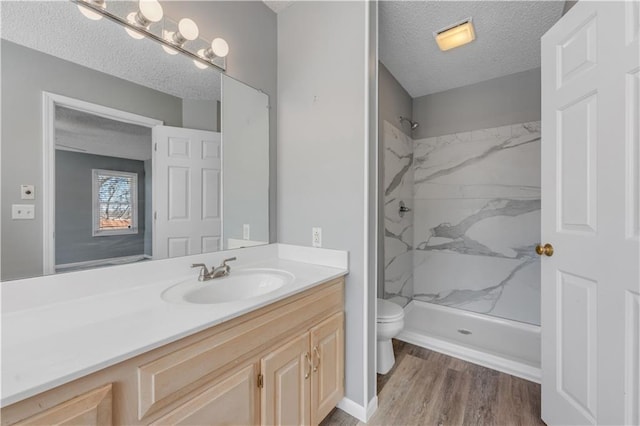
[377,298,404,322]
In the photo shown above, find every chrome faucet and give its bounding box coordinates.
[191,257,237,281]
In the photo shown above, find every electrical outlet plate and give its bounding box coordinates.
[12,204,35,220]
[312,227,322,248]
[243,224,250,240]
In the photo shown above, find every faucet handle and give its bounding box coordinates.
[221,257,237,274]
[191,263,209,281]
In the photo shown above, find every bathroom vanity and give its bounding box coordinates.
[1,245,347,425]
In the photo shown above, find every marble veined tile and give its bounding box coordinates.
[383,121,413,199]
[414,198,540,257]
[415,142,541,200]
[383,120,414,303]
[414,121,541,201]
[471,125,511,142]
[411,121,541,325]
[414,251,540,324]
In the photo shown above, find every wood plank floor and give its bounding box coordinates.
[321,340,545,426]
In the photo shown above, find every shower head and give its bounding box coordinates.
[399,116,419,130]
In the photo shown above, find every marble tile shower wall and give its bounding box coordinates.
[412,122,542,325]
[383,120,414,307]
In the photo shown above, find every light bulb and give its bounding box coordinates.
[162,45,179,55]
[78,4,103,20]
[193,59,209,70]
[138,0,163,23]
[125,12,145,39]
[77,0,105,20]
[178,18,199,41]
[211,38,229,58]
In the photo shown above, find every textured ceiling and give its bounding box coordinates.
[55,106,152,161]
[380,1,564,98]
[1,1,220,101]
[263,1,295,14]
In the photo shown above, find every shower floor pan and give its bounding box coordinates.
[397,299,541,383]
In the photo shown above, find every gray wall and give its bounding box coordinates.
[182,99,219,132]
[1,40,182,280]
[412,67,542,139]
[55,151,146,265]
[563,0,578,15]
[277,1,372,409]
[379,62,413,137]
[162,1,278,244]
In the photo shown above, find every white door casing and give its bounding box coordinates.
[152,126,222,259]
[42,93,162,274]
[541,1,640,425]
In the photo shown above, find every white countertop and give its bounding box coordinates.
[0,244,348,407]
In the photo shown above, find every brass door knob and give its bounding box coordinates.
[536,243,554,257]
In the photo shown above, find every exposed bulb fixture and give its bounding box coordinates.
[198,37,230,63]
[74,0,227,71]
[434,18,476,51]
[125,0,164,40]
[193,60,209,70]
[162,18,199,55]
[210,38,229,58]
[77,0,105,21]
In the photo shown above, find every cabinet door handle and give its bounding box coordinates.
[313,346,320,372]
[304,352,311,379]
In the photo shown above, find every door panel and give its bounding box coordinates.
[310,312,344,425]
[627,69,640,240]
[168,237,189,258]
[558,93,598,233]
[556,271,597,423]
[152,126,222,259]
[626,290,640,425]
[168,166,190,220]
[261,333,310,426]
[541,2,640,424]
[557,14,597,89]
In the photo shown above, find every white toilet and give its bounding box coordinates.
[376,298,405,374]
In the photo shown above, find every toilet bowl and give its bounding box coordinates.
[376,298,405,374]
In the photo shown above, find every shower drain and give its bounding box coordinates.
[457,328,472,335]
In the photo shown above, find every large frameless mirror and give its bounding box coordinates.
[1,1,270,281]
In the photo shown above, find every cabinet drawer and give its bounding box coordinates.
[138,280,343,419]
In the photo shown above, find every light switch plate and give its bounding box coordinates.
[21,185,35,200]
[243,224,250,240]
[12,204,35,220]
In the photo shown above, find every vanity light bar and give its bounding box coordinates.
[71,0,227,72]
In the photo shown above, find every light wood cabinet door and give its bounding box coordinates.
[260,333,311,426]
[310,312,344,425]
[149,363,259,426]
[13,384,112,426]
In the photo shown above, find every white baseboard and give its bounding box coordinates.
[397,329,541,383]
[366,395,378,421]
[337,395,378,423]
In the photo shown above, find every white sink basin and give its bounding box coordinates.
[161,268,295,304]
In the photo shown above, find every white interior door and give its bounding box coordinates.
[152,126,222,259]
[541,1,639,425]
